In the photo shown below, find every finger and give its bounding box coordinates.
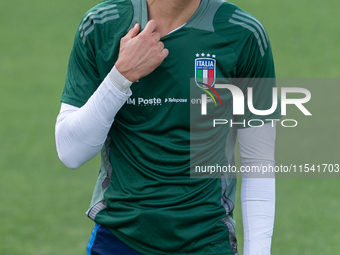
[157,41,164,51]
[125,23,140,39]
[161,48,169,59]
[151,32,161,43]
[141,20,157,36]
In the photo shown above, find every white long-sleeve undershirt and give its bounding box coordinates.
[55,68,276,254]
[238,123,276,255]
[55,66,132,169]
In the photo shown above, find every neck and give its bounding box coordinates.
[147,0,201,37]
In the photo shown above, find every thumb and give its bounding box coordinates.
[125,23,140,39]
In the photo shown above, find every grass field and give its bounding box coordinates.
[0,0,339,254]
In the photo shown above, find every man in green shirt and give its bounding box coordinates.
[55,0,280,254]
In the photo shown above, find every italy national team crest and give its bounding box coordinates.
[195,53,216,89]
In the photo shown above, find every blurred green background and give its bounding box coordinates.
[0,0,339,254]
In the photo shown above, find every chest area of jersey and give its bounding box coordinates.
[128,31,235,100]
[117,29,237,125]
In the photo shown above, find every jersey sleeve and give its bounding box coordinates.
[61,20,102,108]
[231,10,281,127]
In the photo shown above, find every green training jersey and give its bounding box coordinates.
[61,0,281,254]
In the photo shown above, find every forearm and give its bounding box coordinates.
[55,67,132,169]
[238,122,276,255]
[241,177,275,255]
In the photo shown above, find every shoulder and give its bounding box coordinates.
[213,2,270,58]
[214,2,268,37]
[77,0,134,47]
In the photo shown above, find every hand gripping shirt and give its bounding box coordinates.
[61,0,281,254]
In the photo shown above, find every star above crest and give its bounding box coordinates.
[195,53,216,58]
